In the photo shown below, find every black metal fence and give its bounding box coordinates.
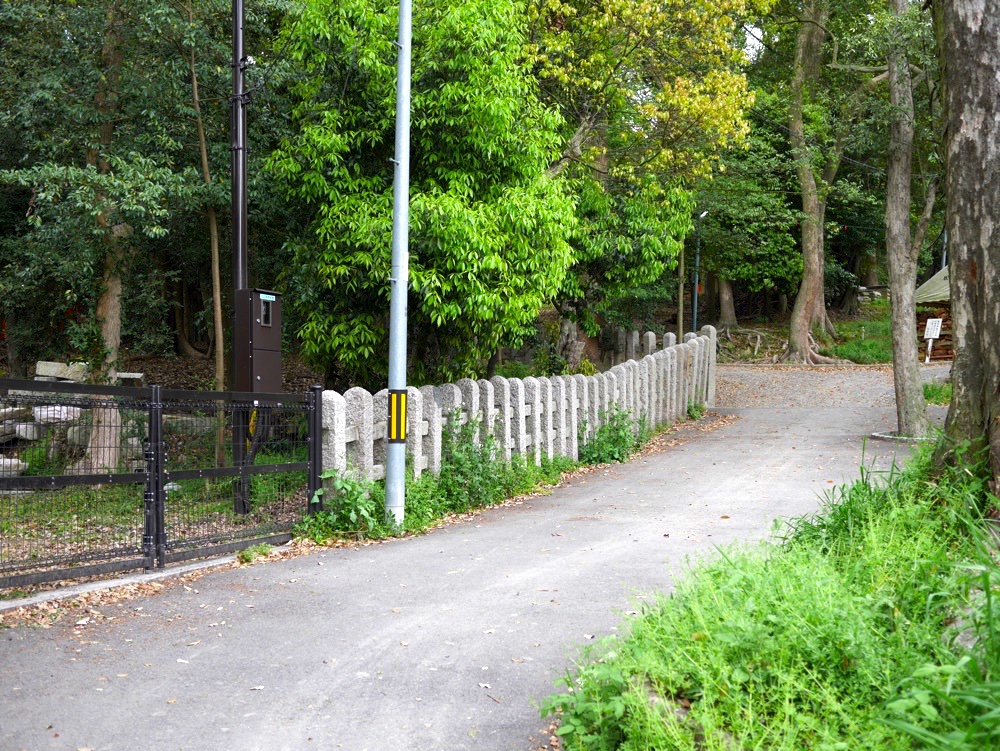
[0,379,322,589]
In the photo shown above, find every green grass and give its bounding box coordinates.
[236,543,273,564]
[821,299,894,363]
[542,446,1000,750]
[924,381,953,405]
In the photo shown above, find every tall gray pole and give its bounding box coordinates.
[384,0,412,526]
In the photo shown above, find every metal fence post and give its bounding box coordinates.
[150,385,167,568]
[307,385,323,512]
[142,386,158,570]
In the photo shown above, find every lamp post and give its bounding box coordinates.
[692,210,708,333]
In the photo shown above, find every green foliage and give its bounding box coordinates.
[299,470,387,542]
[824,257,859,307]
[579,408,647,465]
[544,445,999,750]
[269,0,575,388]
[571,358,600,377]
[820,300,894,363]
[495,361,533,380]
[695,91,802,298]
[923,381,952,405]
[687,401,706,421]
[236,543,273,564]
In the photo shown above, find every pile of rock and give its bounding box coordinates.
[1,362,146,478]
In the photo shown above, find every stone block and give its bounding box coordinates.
[420,385,443,474]
[321,390,348,476]
[344,387,374,480]
[35,361,88,381]
[435,383,463,438]
[118,372,146,388]
[0,457,27,477]
[33,405,83,425]
[522,377,543,465]
[534,377,554,460]
[15,422,44,441]
[476,379,496,441]
[626,330,638,361]
[643,331,657,356]
[406,386,425,478]
[373,389,389,476]
[508,378,529,460]
[564,376,579,460]
[456,379,481,443]
[550,377,568,457]
[573,374,588,443]
[489,377,512,462]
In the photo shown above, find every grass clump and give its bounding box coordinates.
[236,543,273,564]
[543,446,999,750]
[924,380,953,405]
[579,407,650,465]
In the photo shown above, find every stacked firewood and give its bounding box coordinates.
[916,307,954,360]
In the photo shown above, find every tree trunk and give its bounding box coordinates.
[784,0,839,363]
[703,271,718,323]
[75,6,125,474]
[718,277,737,328]
[187,5,227,465]
[935,0,1000,489]
[885,0,930,439]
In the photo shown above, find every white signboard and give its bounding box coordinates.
[924,318,943,340]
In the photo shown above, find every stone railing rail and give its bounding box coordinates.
[320,326,717,483]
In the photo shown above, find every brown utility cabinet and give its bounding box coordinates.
[234,289,282,392]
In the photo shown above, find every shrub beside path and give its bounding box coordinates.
[1,364,949,751]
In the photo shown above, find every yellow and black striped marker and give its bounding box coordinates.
[388,390,407,443]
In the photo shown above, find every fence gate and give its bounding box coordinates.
[0,380,321,590]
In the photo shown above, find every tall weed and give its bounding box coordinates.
[544,443,999,750]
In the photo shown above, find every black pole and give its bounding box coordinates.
[231,0,248,294]
[231,0,249,513]
[307,385,324,512]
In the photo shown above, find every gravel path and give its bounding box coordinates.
[716,362,950,412]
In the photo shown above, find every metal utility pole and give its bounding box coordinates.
[384,0,413,526]
[692,210,708,333]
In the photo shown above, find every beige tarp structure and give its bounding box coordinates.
[915,266,950,304]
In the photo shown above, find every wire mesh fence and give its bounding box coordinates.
[0,380,321,589]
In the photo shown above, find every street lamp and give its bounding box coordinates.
[692,210,708,333]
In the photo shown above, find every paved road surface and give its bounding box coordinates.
[1,365,949,751]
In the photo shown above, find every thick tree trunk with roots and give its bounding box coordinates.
[935,0,1000,489]
[784,0,839,364]
[884,0,932,439]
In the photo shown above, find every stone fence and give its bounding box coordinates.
[320,326,717,483]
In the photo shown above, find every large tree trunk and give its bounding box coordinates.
[718,277,737,328]
[784,0,838,363]
[75,6,125,474]
[935,0,1000,489]
[884,0,931,439]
